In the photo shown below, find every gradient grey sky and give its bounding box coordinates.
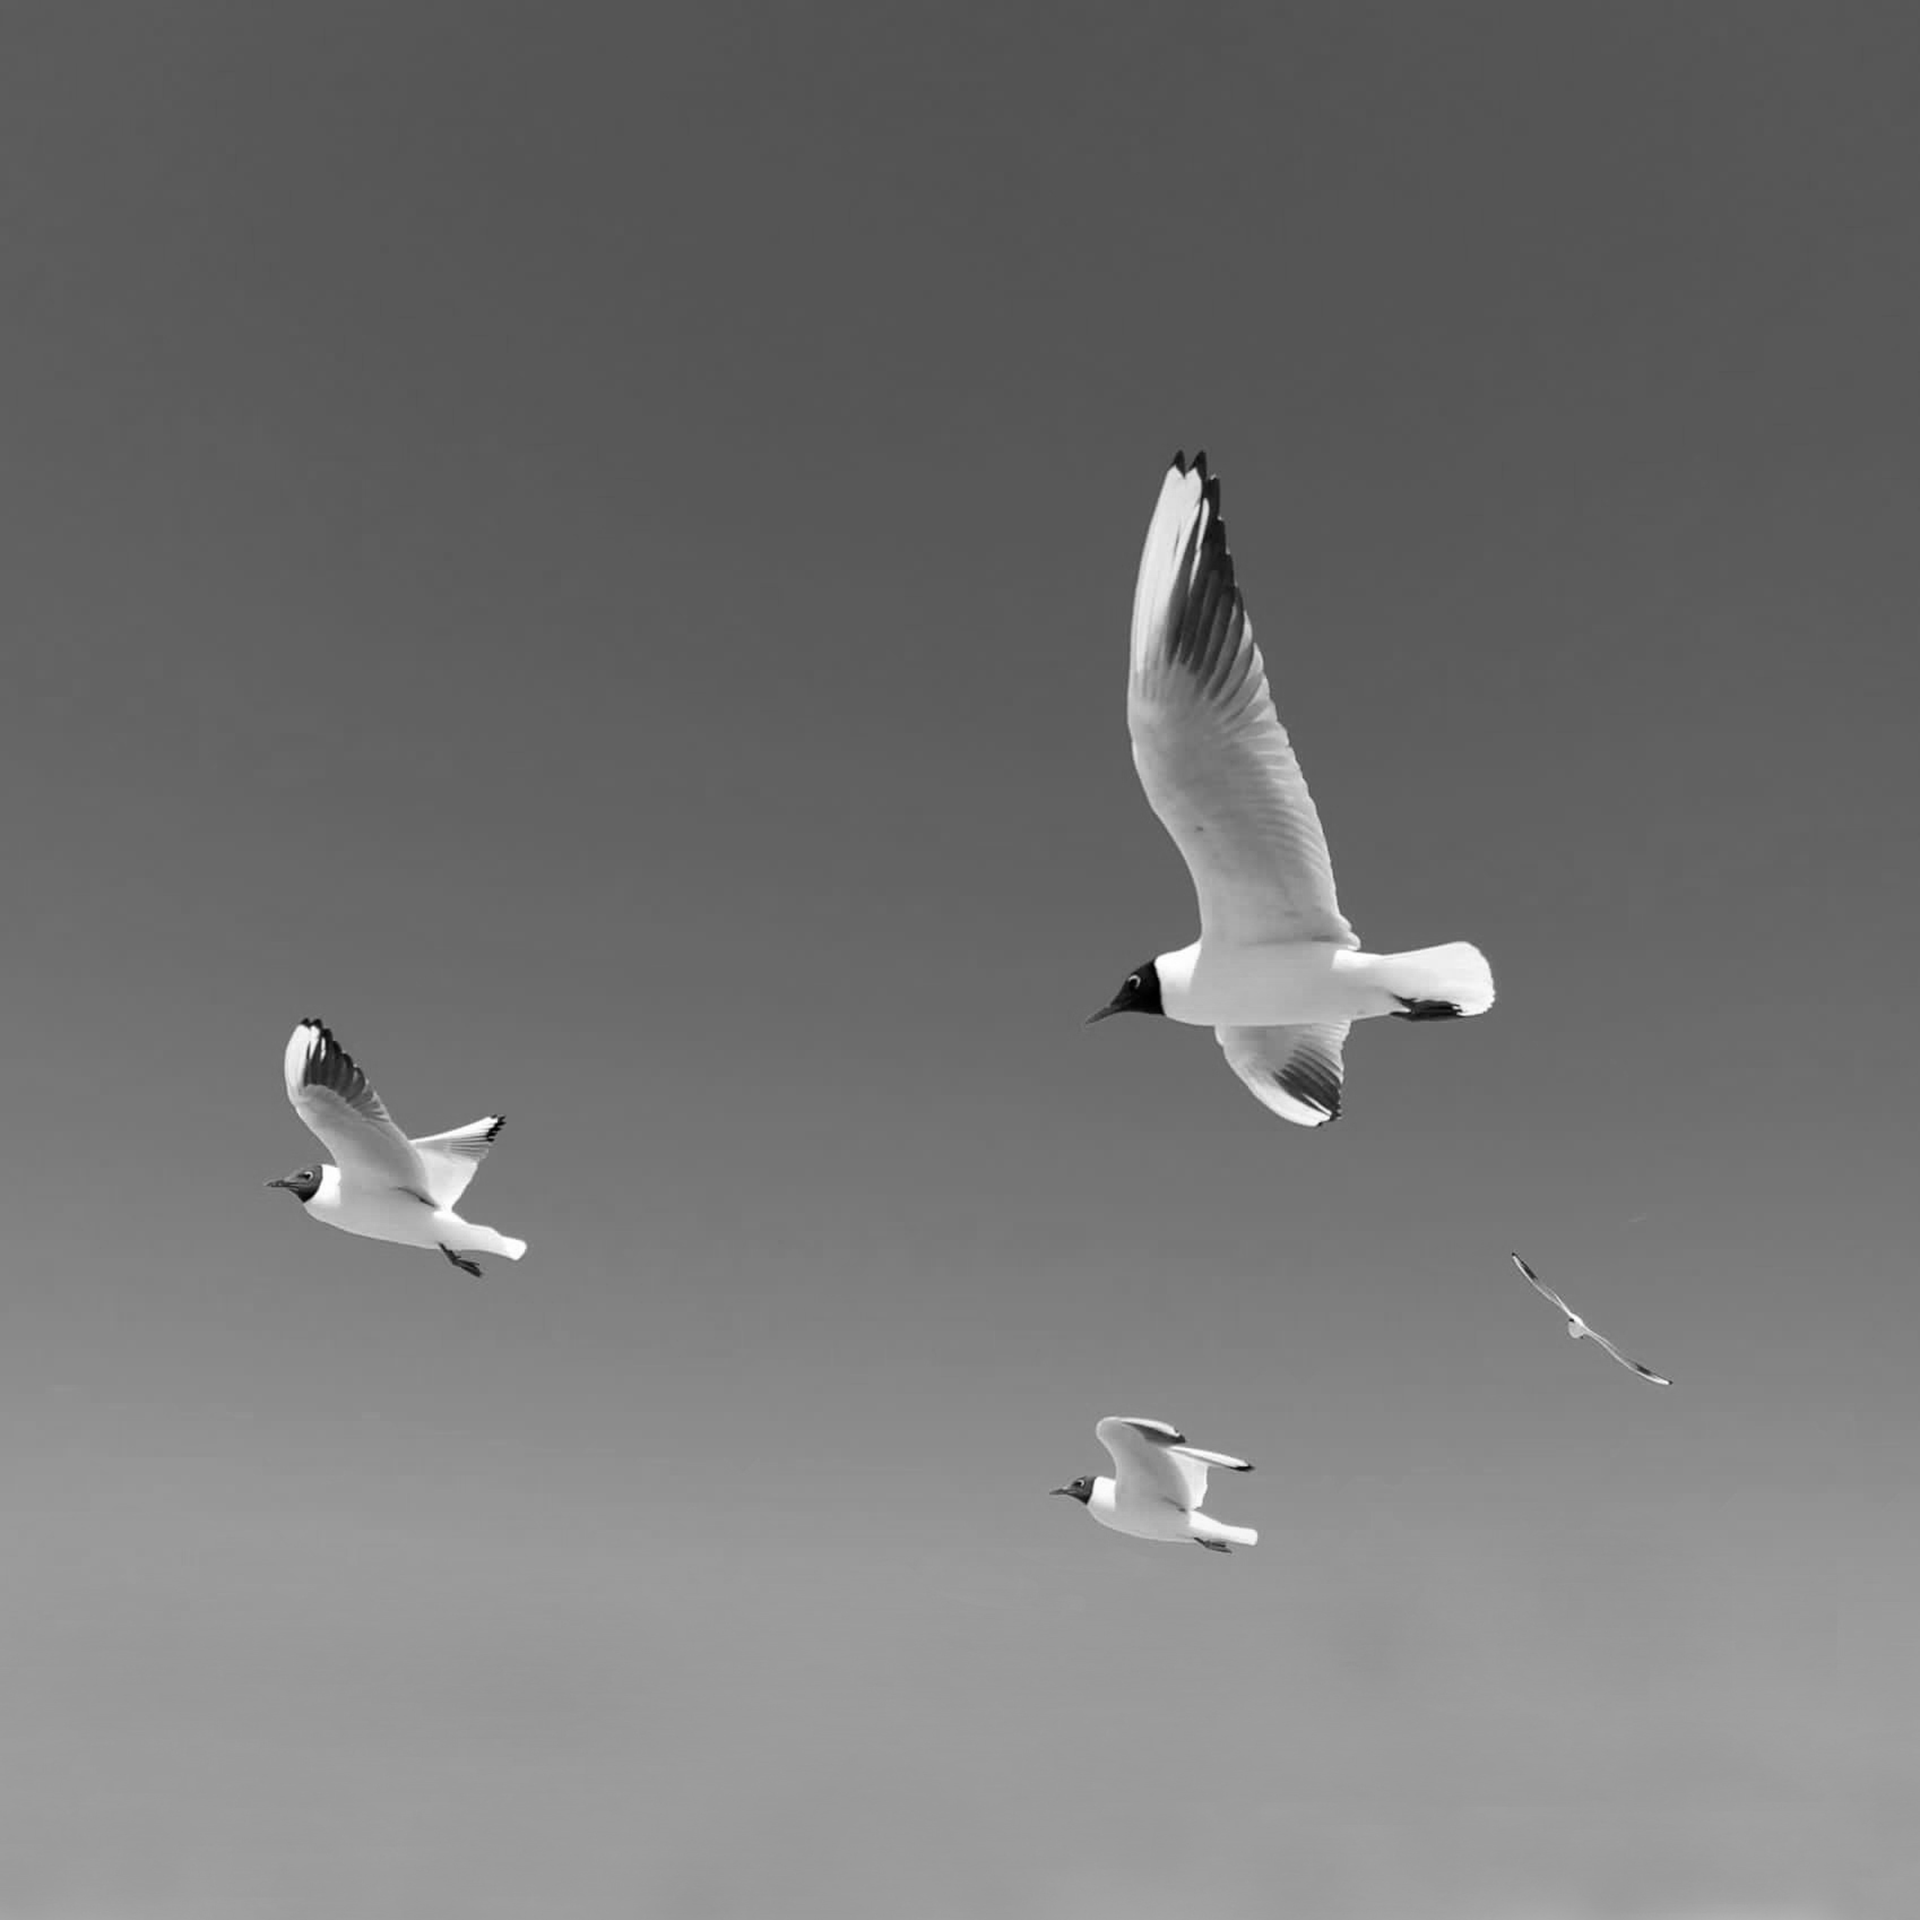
[1,5,1916,1915]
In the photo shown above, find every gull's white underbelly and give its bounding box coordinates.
[1089,1479,1196,1545]
[310,1186,464,1250]
[1162,941,1393,1028]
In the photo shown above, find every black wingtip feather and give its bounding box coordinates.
[1168,515,1244,688]
[1277,1052,1342,1123]
[297,1020,373,1105]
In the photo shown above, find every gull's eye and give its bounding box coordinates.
[1127,974,1141,991]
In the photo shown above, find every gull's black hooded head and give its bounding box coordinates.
[1050,1474,1096,1503]
[266,1165,322,1204]
[1086,959,1163,1025]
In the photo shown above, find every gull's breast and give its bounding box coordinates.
[1170,942,1380,1027]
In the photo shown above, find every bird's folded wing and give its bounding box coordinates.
[1217,1021,1348,1127]
[285,1021,432,1199]
[1128,456,1356,951]
[1096,1416,1199,1512]
[411,1115,505,1208]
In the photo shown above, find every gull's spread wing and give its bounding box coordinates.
[1217,1022,1348,1126]
[1167,1441,1252,1511]
[1587,1330,1672,1386]
[1512,1252,1575,1321]
[1096,1416,1196,1511]
[285,1020,432,1201]
[1127,454,1356,950]
[411,1116,505,1208]
[1095,1416,1249,1513]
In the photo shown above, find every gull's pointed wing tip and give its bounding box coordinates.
[1511,1251,1574,1314]
[1591,1331,1673,1386]
[1105,1415,1186,1446]
[1617,1349,1673,1386]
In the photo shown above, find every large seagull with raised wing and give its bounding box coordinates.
[1088,453,1495,1124]
[268,1019,527,1275]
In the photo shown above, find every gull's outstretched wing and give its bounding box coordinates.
[1586,1330,1673,1387]
[1096,1417,1252,1512]
[284,1020,431,1201]
[1127,454,1357,951]
[1167,1441,1253,1511]
[1217,1021,1348,1127]
[1096,1416,1198,1513]
[1512,1252,1575,1321]
[411,1116,505,1208]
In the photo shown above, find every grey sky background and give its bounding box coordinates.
[1,4,1916,1915]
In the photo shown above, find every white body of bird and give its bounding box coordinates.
[301,1162,527,1262]
[1079,1474,1259,1551]
[1054,1416,1258,1553]
[1151,937,1495,1030]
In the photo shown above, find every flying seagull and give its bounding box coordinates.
[267,1019,528,1275]
[1088,453,1495,1125]
[1511,1252,1670,1385]
[1052,1416,1258,1553]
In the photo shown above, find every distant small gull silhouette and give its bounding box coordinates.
[1051,1416,1258,1553]
[1512,1252,1670,1386]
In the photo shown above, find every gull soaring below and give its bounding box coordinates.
[1512,1252,1670,1385]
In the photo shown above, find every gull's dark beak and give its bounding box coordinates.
[264,1176,292,1189]
[1049,1484,1075,1496]
[1084,1002,1122,1026]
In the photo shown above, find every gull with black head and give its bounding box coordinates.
[1089,453,1496,1125]
[267,1019,527,1275]
[1052,1415,1257,1553]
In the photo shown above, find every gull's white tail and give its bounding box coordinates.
[467,1227,528,1261]
[1193,1515,1259,1550]
[1374,941,1496,1018]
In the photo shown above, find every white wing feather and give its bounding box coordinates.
[1096,1416,1196,1512]
[1169,1442,1253,1510]
[1128,456,1357,950]
[411,1116,505,1208]
[284,1021,432,1200]
[1096,1417,1251,1513]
